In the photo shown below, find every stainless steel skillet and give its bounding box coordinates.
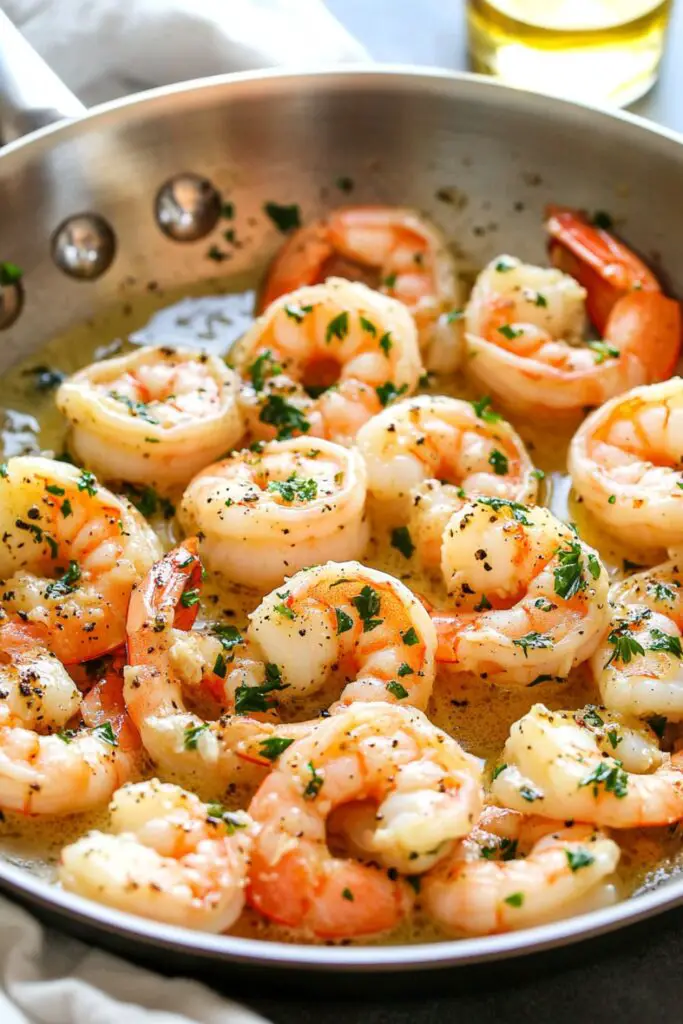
[1,9,683,979]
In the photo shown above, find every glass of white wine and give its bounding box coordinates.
[467,0,672,107]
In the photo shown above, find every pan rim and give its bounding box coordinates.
[1,853,682,970]
[2,64,683,970]
[2,64,683,161]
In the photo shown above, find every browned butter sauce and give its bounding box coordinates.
[0,276,681,946]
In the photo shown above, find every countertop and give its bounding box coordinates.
[249,3,683,1022]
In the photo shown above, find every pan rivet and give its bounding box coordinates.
[155,173,221,241]
[0,277,24,330]
[51,214,116,280]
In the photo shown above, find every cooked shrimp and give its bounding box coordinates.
[247,701,483,937]
[59,779,252,932]
[591,559,683,719]
[356,395,538,563]
[491,703,683,827]
[465,212,680,415]
[124,540,299,790]
[0,456,162,664]
[569,378,683,549]
[56,346,245,489]
[422,806,620,935]
[0,619,138,814]
[236,278,423,447]
[248,560,437,711]
[179,437,369,590]
[431,500,609,686]
[259,207,464,372]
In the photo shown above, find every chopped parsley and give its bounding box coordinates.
[488,448,509,475]
[390,525,414,559]
[284,303,313,324]
[184,722,209,750]
[579,760,628,799]
[491,763,507,781]
[325,311,349,344]
[77,470,98,497]
[92,721,117,747]
[402,627,419,646]
[44,560,81,598]
[476,496,531,525]
[519,784,542,802]
[342,887,354,901]
[446,308,464,323]
[205,804,247,835]
[497,324,523,340]
[234,663,287,714]
[212,624,243,651]
[109,392,158,424]
[383,273,397,289]
[379,331,393,355]
[587,340,620,364]
[471,395,501,423]
[0,463,7,479]
[397,663,413,677]
[495,258,515,272]
[359,316,377,336]
[258,736,294,761]
[512,631,553,657]
[553,541,587,600]
[605,626,645,667]
[303,760,324,799]
[386,680,409,700]
[475,594,492,612]
[648,580,678,604]
[213,653,227,679]
[249,349,282,391]
[180,588,200,608]
[351,585,383,632]
[581,706,605,728]
[648,628,683,658]
[375,381,408,407]
[335,608,354,635]
[504,892,524,908]
[0,261,23,285]
[267,474,318,503]
[259,394,311,440]
[608,495,616,505]
[263,202,301,233]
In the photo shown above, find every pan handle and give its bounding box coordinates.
[0,8,85,145]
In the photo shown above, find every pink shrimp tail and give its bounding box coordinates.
[546,206,661,332]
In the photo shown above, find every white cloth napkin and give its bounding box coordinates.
[3,0,369,105]
[0,895,269,1023]
[0,3,367,1019]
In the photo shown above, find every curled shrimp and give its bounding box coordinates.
[422,806,620,936]
[591,558,683,719]
[431,499,609,686]
[569,378,683,550]
[59,779,253,932]
[56,346,245,489]
[247,701,483,938]
[0,456,162,664]
[248,560,437,711]
[259,207,464,372]
[491,703,683,828]
[179,437,369,590]
[464,212,680,415]
[0,618,138,814]
[356,394,538,565]
[236,278,422,447]
[124,540,303,790]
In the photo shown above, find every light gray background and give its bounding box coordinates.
[328,0,683,131]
